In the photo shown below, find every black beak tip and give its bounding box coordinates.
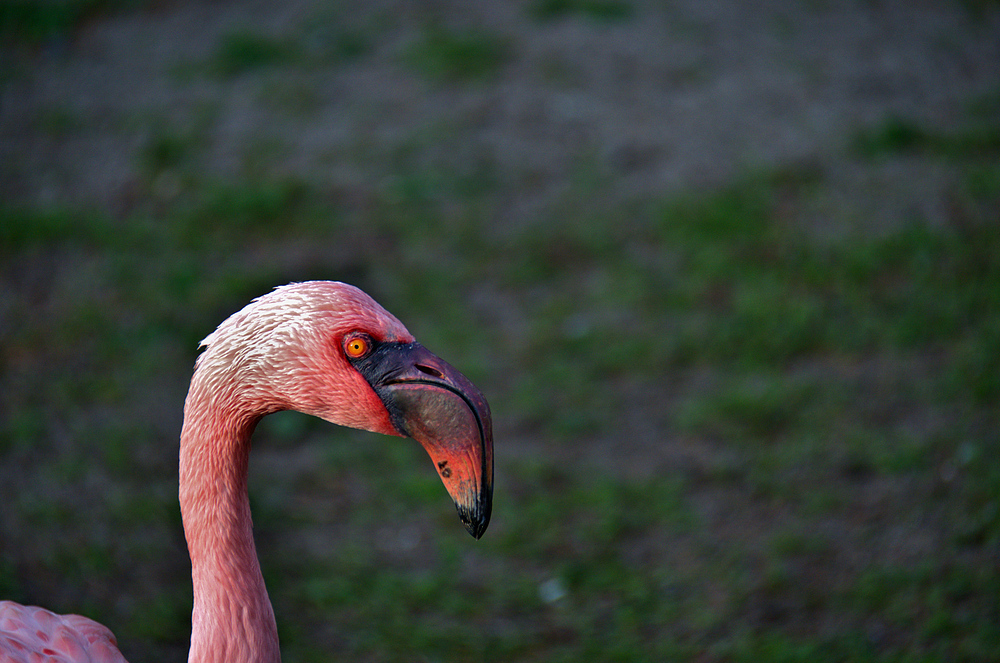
[457,493,492,540]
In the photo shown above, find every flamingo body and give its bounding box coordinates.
[1,281,493,663]
[0,601,126,663]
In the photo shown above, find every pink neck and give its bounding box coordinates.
[179,378,281,663]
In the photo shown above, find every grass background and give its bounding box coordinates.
[1,1,999,661]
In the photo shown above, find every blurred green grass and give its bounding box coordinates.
[0,0,142,44]
[527,0,635,23]
[403,25,512,82]
[2,25,999,663]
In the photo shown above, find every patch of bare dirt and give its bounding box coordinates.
[2,0,998,234]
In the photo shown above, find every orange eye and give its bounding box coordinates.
[344,335,370,358]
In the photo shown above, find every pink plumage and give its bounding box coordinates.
[0,601,126,663]
[2,282,493,663]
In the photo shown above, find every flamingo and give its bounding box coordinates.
[1,281,494,663]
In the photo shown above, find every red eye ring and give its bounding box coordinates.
[344,334,370,358]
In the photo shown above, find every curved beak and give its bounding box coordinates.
[353,342,493,539]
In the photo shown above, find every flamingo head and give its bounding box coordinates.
[196,281,493,538]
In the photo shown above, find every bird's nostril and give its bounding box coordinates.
[415,363,444,378]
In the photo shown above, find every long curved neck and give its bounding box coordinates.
[179,373,280,663]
